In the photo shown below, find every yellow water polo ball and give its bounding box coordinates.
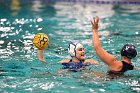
[32,33,49,50]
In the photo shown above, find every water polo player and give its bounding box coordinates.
[91,16,138,74]
[60,41,99,71]
[37,41,98,69]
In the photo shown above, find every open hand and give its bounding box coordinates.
[91,16,99,30]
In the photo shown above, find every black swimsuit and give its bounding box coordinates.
[108,61,134,74]
[119,61,134,72]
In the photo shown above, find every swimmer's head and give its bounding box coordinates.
[121,44,137,59]
[68,41,85,59]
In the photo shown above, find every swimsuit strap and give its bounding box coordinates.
[80,60,84,63]
[69,59,84,63]
[120,61,134,72]
[108,61,134,75]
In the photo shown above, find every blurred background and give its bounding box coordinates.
[0,0,140,93]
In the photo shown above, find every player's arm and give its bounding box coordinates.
[59,59,70,63]
[84,59,99,64]
[38,49,46,63]
[91,16,117,66]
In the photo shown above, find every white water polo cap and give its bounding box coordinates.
[68,42,84,57]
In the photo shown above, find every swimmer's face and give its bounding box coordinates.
[75,47,85,60]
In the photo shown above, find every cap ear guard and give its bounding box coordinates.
[68,43,76,57]
[68,42,84,57]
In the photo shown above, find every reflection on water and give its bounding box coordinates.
[32,0,43,12]
[11,0,20,16]
[0,1,140,93]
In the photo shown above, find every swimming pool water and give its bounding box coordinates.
[0,0,140,93]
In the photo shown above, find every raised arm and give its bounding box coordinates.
[91,16,117,66]
[38,49,46,63]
